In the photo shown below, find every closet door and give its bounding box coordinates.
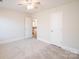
[25,17,32,38]
[50,12,63,46]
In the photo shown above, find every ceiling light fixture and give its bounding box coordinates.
[27,4,34,9]
[18,0,40,10]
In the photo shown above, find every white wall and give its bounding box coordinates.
[0,9,32,43]
[62,1,79,53]
[34,0,79,54]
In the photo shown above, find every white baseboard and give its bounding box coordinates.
[0,36,32,44]
[61,45,79,54]
[38,38,79,54]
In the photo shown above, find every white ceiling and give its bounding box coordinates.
[0,0,77,14]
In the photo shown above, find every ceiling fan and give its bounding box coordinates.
[18,0,40,10]
[0,0,2,2]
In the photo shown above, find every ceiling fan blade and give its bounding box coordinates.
[35,2,40,4]
[0,0,2,2]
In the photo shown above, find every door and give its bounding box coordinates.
[50,12,63,46]
[25,17,32,38]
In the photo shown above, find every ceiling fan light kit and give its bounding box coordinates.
[18,0,40,10]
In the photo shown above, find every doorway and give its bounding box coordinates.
[32,19,37,39]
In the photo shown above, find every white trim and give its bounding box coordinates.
[61,45,79,54]
[38,38,79,54]
[38,38,50,43]
[0,36,32,44]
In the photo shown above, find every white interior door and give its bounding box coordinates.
[25,17,32,38]
[50,12,63,46]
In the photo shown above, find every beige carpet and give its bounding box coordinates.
[0,39,79,59]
